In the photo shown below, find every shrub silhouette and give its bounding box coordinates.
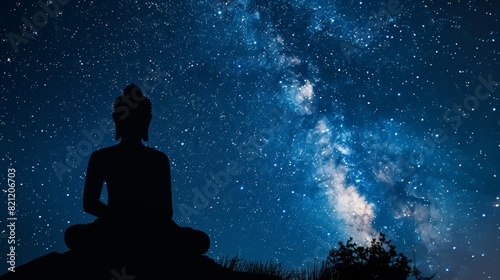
[297,232,435,280]
[325,232,410,279]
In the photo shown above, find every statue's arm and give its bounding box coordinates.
[83,152,108,218]
[163,153,174,220]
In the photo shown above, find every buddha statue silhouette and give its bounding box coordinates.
[64,83,210,256]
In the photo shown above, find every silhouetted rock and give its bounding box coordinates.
[0,249,282,280]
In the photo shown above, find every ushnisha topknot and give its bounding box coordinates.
[112,83,152,141]
[113,83,152,118]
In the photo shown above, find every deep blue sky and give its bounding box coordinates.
[1,0,499,278]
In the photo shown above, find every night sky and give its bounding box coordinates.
[1,0,499,279]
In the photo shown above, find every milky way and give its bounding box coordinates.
[1,0,499,279]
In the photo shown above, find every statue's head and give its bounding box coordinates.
[112,83,152,142]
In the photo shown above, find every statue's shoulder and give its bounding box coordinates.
[144,146,170,162]
[92,145,119,156]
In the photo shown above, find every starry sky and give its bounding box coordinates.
[0,0,499,279]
